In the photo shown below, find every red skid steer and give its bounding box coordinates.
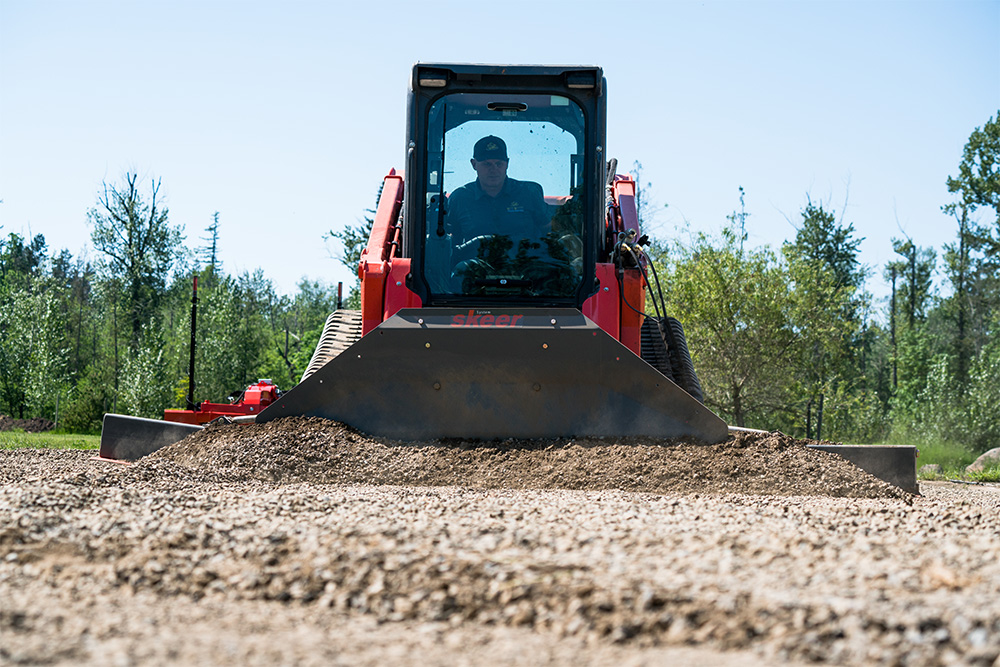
[98,63,916,493]
[254,63,726,441]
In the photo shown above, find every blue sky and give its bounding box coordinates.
[1,0,998,310]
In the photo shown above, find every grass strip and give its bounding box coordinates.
[0,431,100,450]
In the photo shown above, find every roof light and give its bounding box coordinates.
[418,69,449,88]
[566,71,596,89]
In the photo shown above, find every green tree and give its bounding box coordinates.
[964,333,1000,451]
[883,238,937,439]
[0,232,48,289]
[888,237,935,329]
[852,317,895,441]
[938,203,992,384]
[655,227,798,428]
[942,112,1000,383]
[270,279,340,385]
[193,270,274,402]
[88,172,183,349]
[0,283,67,419]
[199,212,223,287]
[0,233,71,420]
[48,249,98,383]
[890,111,1000,453]
[117,325,173,418]
[946,110,1000,226]
[725,186,749,254]
[782,200,868,439]
[60,363,114,433]
[784,200,864,294]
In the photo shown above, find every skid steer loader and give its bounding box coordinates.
[254,63,726,441]
[98,63,917,493]
[100,63,725,457]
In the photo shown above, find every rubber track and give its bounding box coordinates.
[664,317,705,404]
[640,317,673,378]
[300,310,363,383]
[640,316,705,403]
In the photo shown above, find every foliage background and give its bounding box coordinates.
[646,113,999,458]
[0,115,996,462]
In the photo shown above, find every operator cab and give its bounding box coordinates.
[404,64,607,308]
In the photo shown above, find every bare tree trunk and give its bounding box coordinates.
[955,207,969,386]
[890,267,897,391]
[732,383,744,428]
[75,294,84,377]
[817,393,824,441]
[113,290,119,414]
[908,246,917,329]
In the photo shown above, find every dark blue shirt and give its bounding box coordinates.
[446,177,550,244]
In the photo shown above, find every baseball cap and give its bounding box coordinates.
[473,135,508,161]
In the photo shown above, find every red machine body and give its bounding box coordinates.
[253,65,726,442]
[360,169,646,350]
[162,380,281,425]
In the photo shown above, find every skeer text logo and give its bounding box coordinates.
[450,311,524,327]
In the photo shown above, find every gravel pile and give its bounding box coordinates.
[1,419,998,666]
[142,417,910,499]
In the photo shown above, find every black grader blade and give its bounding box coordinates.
[97,414,203,462]
[257,308,730,443]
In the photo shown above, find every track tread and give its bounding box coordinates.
[640,316,705,403]
[640,318,673,377]
[300,310,363,382]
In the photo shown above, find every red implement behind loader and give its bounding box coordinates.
[163,379,281,425]
[98,379,281,461]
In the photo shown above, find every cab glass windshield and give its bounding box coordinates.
[423,93,586,301]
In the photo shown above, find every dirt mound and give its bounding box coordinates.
[0,415,55,433]
[143,417,909,500]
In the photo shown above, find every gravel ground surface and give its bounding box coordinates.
[2,420,999,666]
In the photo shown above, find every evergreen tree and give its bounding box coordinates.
[199,212,222,285]
[946,110,1000,226]
[0,232,48,288]
[889,237,936,329]
[943,112,1000,383]
[782,200,867,439]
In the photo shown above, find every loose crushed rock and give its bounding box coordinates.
[143,417,911,500]
[2,419,998,666]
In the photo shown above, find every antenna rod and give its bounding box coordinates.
[187,275,198,410]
